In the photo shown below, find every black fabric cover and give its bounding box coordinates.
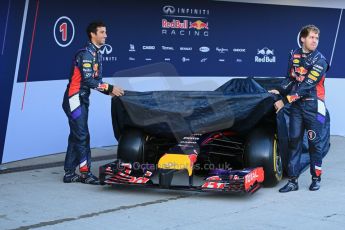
[111,77,330,175]
[111,78,276,139]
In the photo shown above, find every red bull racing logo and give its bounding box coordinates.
[189,20,209,30]
[161,19,209,37]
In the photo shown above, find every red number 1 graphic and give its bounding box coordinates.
[59,23,67,41]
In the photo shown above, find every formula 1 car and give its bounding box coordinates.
[99,77,330,194]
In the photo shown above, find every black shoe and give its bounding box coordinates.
[81,172,100,185]
[279,179,298,193]
[309,178,321,191]
[63,171,81,183]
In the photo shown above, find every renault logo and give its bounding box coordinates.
[100,44,112,55]
[163,5,175,14]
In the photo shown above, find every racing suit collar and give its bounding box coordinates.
[300,47,318,56]
[87,42,100,54]
[298,48,319,59]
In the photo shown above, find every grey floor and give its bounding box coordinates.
[1,136,344,230]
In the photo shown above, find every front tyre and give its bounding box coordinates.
[244,126,283,187]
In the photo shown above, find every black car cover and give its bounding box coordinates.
[111,78,276,139]
[111,77,330,175]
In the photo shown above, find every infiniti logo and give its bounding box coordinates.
[100,44,112,55]
[163,5,175,14]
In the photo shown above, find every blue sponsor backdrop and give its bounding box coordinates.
[1,0,345,163]
[15,0,344,83]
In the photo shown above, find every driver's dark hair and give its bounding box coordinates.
[86,21,106,40]
[299,25,320,43]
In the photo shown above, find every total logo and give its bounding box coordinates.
[162,46,174,51]
[199,46,210,52]
[99,44,117,62]
[245,170,259,184]
[255,47,276,63]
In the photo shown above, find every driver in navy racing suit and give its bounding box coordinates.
[62,21,124,184]
[269,25,329,192]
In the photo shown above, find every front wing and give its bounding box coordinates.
[99,161,264,194]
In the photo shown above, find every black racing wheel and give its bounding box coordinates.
[117,128,146,163]
[244,126,283,186]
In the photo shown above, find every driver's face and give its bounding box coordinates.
[92,27,107,46]
[302,31,319,52]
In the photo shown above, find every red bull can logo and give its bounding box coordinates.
[295,66,308,75]
[189,20,209,30]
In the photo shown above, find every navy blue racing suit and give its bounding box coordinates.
[62,42,113,173]
[277,48,329,179]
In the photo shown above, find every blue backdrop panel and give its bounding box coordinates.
[328,11,345,77]
[0,0,26,164]
[16,0,342,83]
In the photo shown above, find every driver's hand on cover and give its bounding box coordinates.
[268,89,280,95]
[274,100,284,113]
[111,86,124,97]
